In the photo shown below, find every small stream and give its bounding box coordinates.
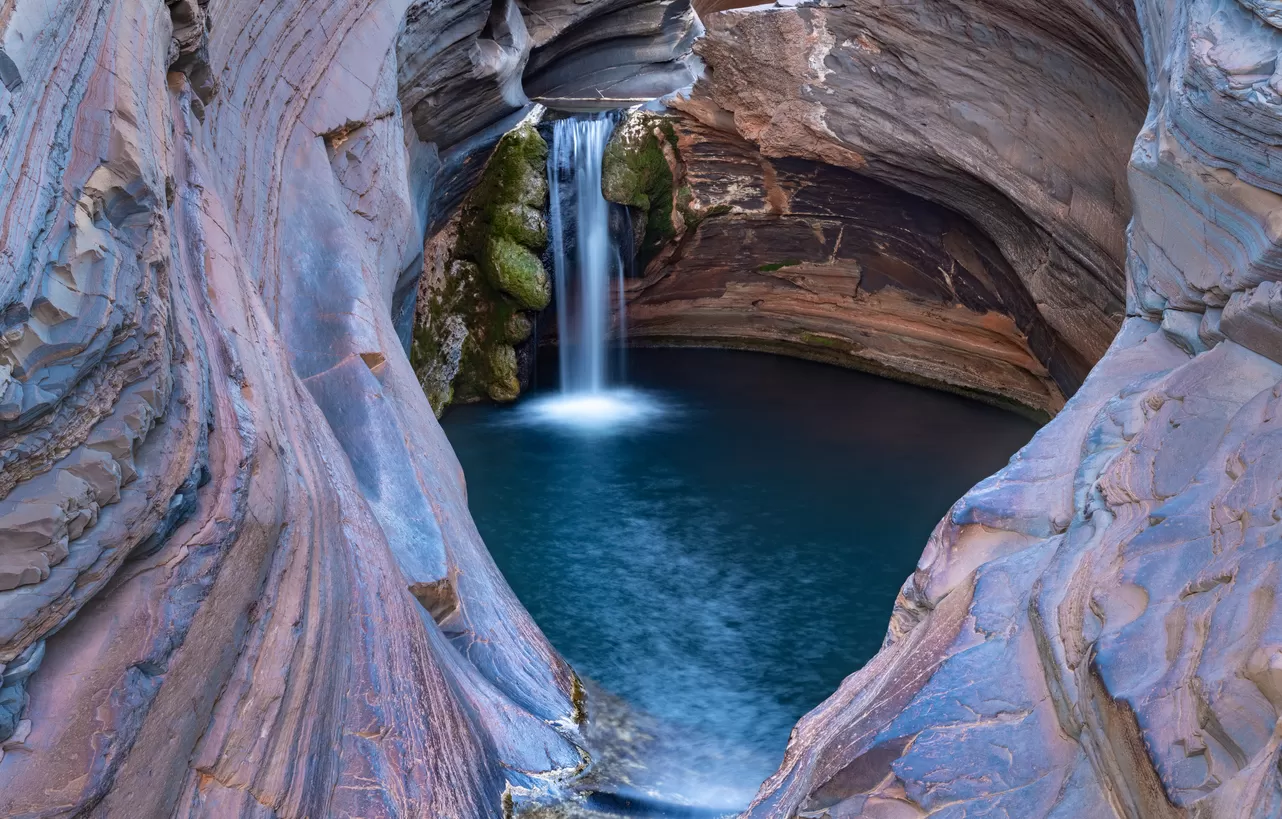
[442,348,1039,812]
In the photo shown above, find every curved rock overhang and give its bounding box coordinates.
[626,0,1149,413]
[397,0,701,227]
[616,114,1074,415]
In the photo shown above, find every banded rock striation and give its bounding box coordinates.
[0,0,700,811]
[728,0,1282,816]
[5,0,1282,815]
[603,111,1077,415]
[650,0,1149,410]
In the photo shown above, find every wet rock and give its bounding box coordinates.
[0,48,20,91]
[522,0,702,111]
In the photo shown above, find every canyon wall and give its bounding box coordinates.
[0,0,698,812]
[4,0,1282,814]
[734,0,1282,816]
[603,112,1076,415]
[597,0,1149,415]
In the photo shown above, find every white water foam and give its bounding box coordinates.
[515,388,666,431]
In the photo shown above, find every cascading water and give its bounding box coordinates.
[528,115,660,429]
[548,115,621,393]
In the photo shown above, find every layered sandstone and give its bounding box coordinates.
[729,0,1282,816]
[603,112,1075,415]
[671,0,1147,399]
[0,0,700,811]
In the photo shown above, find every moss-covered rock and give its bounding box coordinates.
[602,112,679,269]
[457,124,550,260]
[483,236,551,310]
[486,345,520,402]
[410,122,552,412]
[504,312,533,344]
[491,203,547,248]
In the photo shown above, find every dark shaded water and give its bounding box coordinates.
[442,348,1039,805]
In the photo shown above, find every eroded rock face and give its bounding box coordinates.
[0,0,593,813]
[669,0,1147,400]
[739,0,1282,816]
[603,111,1075,415]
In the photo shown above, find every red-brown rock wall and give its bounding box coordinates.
[618,115,1077,415]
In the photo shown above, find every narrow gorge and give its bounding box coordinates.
[1,0,1281,816]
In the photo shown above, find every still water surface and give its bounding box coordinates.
[442,349,1039,806]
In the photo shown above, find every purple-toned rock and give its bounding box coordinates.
[5,0,1282,813]
[0,0,685,812]
[699,0,1282,815]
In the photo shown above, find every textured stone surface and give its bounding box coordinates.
[411,122,550,412]
[396,0,701,238]
[0,0,596,813]
[735,0,1282,816]
[673,0,1147,388]
[9,0,1282,814]
[605,112,1075,415]
[522,0,702,110]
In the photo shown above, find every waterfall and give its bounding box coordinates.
[525,114,659,430]
[548,115,624,395]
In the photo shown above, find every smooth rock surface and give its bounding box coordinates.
[673,0,1147,387]
[6,0,1282,813]
[0,0,625,813]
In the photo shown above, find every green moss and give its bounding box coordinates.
[504,312,532,344]
[481,124,548,210]
[570,672,588,724]
[601,113,679,269]
[799,332,850,349]
[757,259,803,272]
[490,203,547,248]
[486,345,520,402]
[412,122,552,411]
[483,237,550,310]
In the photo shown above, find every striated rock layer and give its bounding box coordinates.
[735,0,1282,816]
[0,0,705,811]
[604,112,1075,415]
[638,0,1151,412]
[7,0,1282,814]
